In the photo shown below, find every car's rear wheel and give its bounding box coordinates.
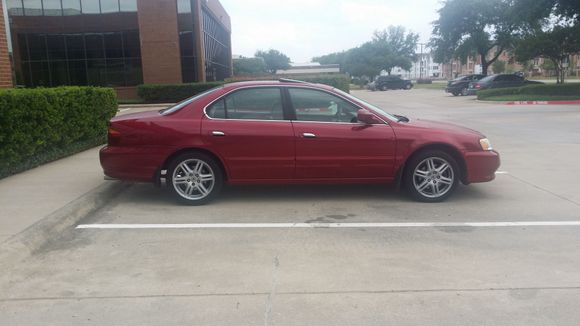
[168,152,223,205]
[461,87,469,96]
[404,150,459,202]
[405,84,412,90]
[452,92,459,96]
[380,85,388,91]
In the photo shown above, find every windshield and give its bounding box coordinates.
[159,86,223,115]
[452,76,469,81]
[333,88,399,122]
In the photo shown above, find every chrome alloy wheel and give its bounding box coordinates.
[172,159,215,200]
[412,157,455,199]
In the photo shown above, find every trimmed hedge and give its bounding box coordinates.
[0,87,117,178]
[477,83,580,100]
[137,82,224,103]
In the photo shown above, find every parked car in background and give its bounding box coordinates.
[368,76,413,91]
[101,79,500,205]
[467,74,544,95]
[445,74,485,96]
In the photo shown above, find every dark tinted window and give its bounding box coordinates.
[62,0,81,15]
[85,34,104,58]
[289,88,360,123]
[46,35,67,60]
[206,88,284,120]
[43,0,63,16]
[104,32,124,58]
[81,0,100,13]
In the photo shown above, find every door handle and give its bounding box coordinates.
[212,131,225,137]
[302,133,316,138]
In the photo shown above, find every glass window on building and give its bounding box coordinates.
[43,0,63,16]
[7,0,24,16]
[62,0,81,15]
[104,32,124,58]
[100,0,119,13]
[177,0,191,14]
[23,0,42,16]
[119,0,137,12]
[81,0,100,14]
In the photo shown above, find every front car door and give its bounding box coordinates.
[201,87,295,182]
[287,87,396,180]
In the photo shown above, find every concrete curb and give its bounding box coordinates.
[476,99,580,105]
[0,181,131,263]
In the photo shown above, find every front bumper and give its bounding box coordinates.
[464,150,500,184]
[445,86,461,93]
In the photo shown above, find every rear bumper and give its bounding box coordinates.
[464,150,500,184]
[100,146,168,182]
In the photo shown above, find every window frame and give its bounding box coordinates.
[285,87,364,124]
[204,86,289,122]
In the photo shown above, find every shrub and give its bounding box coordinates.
[416,78,433,84]
[137,82,224,103]
[0,87,117,178]
[477,83,580,100]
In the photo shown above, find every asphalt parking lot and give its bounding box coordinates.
[2,89,580,325]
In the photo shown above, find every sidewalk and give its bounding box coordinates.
[0,147,105,243]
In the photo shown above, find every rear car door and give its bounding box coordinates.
[201,87,295,181]
[287,87,396,180]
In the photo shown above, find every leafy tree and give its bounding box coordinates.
[492,60,506,73]
[255,49,291,74]
[313,26,418,78]
[233,57,267,76]
[430,0,516,75]
[515,24,580,83]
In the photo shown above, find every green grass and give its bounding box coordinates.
[482,95,580,101]
[413,83,446,90]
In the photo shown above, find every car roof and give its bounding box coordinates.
[222,80,334,91]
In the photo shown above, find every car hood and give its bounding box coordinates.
[402,118,484,138]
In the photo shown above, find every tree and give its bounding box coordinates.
[313,26,418,78]
[430,0,516,75]
[515,25,580,83]
[492,60,506,73]
[233,57,267,76]
[254,49,291,74]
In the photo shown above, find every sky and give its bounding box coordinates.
[219,0,442,63]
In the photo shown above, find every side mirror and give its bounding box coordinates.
[357,109,382,124]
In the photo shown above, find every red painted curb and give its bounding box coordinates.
[506,100,580,105]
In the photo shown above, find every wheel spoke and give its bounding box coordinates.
[439,176,453,185]
[426,159,435,171]
[417,180,430,192]
[415,169,429,179]
[194,161,204,174]
[437,163,449,174]
[197,183,209,196]
[200,174,214,182]
[184,184,194,195]
[180,162,193,174]
[432,182,440,195]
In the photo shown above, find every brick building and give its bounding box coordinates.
[4,0,231,97]
[1,0,13,88]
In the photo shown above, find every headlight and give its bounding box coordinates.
[479,138,493,151]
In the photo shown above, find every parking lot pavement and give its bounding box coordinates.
[1,89,580,325]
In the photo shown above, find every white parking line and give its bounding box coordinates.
[119,108,131,112]
[76,221,580,229]
[495,171,509,174]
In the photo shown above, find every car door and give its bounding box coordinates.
[201,87,295,181]
[287,87,396,180]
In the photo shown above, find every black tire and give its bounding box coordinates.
[167,152,224,205]
[403,149,459,203]
[452,92,459,96]
[404,84,412,90]
[380,85,388,91]
[461,87,469,96]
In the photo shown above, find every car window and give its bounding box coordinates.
[289,88,361,123]
[206,88,284,120]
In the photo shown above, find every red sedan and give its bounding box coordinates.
[101,80,500,204]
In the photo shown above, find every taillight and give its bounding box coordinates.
[108,127,121,146]
[474,83,482,89]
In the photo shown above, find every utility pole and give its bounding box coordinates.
[418,43,426,80]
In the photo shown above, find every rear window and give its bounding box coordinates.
[160,86,223,115]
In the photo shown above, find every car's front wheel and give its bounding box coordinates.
[404,150,459,202]
[168,152,223,205]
